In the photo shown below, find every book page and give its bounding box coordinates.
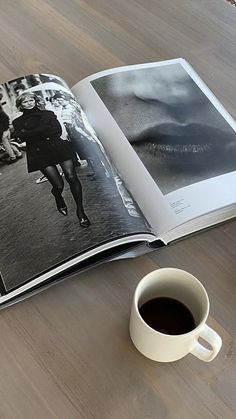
[0,73,153,297]
[72,65,178,238]
[72,59,236,236]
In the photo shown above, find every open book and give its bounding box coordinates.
[0,58,236,307]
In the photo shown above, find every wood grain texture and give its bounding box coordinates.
[0,1,236,418]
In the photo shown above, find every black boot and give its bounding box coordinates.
[76,209,90,228]
[52,188,68,216]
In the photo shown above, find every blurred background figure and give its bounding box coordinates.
[13,83,27,98]
[0,104,23,163]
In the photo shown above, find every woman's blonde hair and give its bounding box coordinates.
[16,92,45,112]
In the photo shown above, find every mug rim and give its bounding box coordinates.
[134,267,210,337]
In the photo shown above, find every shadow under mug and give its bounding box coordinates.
[129,268,222,362]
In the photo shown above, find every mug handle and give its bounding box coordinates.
[190,324,222,362]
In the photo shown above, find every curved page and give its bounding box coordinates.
[0,74,153,300]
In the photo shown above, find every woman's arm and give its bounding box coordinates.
[12,118,29,140]
[2,129,10,141]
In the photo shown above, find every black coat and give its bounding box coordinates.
[0,110,9,140]
[13,108,74,172]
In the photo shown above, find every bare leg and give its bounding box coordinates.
[11,144,22,158]
[2,137,17,160]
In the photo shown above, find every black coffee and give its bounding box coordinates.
[139,297,196,335]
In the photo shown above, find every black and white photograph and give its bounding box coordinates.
[0,73,150,293]
[91,63,236,195]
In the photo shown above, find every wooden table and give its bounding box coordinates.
[0,1,236,418]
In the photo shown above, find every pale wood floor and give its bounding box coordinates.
[0,1,236,418]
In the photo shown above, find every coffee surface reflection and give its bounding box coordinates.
[139,297,196,335]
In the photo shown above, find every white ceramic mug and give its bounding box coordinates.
[129,268,222,362]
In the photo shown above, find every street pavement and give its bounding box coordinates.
[0,155,149,291]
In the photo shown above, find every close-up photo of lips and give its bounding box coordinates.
[92,63,236,194]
